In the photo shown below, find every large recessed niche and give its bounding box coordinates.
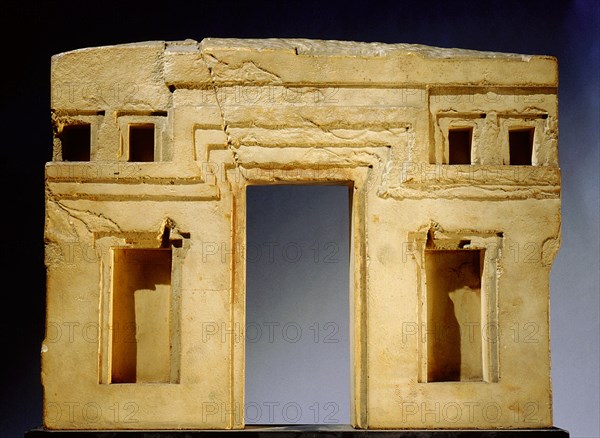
[111,248,172,383]
[425,249,483,382]
[411,230,501,385]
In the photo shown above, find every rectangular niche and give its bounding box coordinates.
[433,113,485,165]
[117,113,169,162]
[129,124,155,162]
[509,128,534,165]
[448,128,473,165]
[111,248,172,383]
[60,123,91,161]
[425,249,484,382]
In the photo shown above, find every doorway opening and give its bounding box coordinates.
[245,185,351,425]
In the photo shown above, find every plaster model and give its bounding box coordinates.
[43,38,561,430]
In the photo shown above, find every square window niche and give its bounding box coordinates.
[448,128,473,165]
[116,113,168,162]
[509,128,534,165]
[129,124,155,162]
[433,114,485,165]
[60,124,91,161]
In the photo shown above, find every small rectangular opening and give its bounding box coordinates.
[425,249,484,382]
[129,124,155,162]
[111,248,172,383]
[448,128,472,164]
[509,128,534,165]
[60,124,91,161]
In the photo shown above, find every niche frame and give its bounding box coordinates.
[110,247,173,384]
[52,112,104,162]
[498,115,547,166]
[433,113,486,165]
[96,223,189,385]
[409,226,502,385]
[117,113,169,162]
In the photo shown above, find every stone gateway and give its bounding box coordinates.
[43,38,560,430]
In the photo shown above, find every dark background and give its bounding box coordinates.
[1,0,598,436]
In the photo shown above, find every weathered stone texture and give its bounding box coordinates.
[44,39,560,430]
